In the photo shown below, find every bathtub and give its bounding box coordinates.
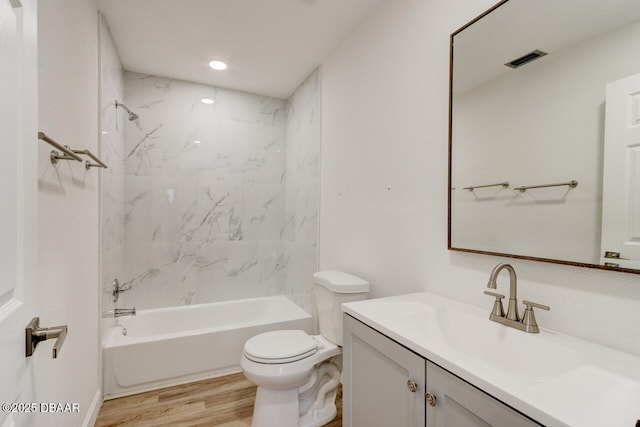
[103,295,312,399]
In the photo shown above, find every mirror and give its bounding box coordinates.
[449,0,640,273]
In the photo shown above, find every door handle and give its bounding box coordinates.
[25,317,68,359]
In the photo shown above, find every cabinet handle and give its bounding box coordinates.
[407,380,417,392]
[425,392,437,407]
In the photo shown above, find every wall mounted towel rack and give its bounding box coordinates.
[38,132,108,170]
[464,182,509,191]
[514,180,578,192]
[38,132,83,164]
[71,149,108,170]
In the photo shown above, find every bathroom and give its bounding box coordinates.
[2,0,640,426]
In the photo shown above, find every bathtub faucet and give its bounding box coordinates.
[103,307,136,318]
[111,278,131,303]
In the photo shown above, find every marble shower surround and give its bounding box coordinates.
[99,15,125,314]
[111,70,320,310]
[284,69,321,313]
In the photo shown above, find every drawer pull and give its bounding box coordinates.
[425,392,437,407]
[407,380,417,392]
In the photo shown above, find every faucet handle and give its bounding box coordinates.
[522,300,550,311]
[521,300,550,333]
[483,291,505,318]
[484,290,504,298]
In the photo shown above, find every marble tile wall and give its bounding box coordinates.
[99,16,125,314]
[101,62,320,311]
[283,69,321,314]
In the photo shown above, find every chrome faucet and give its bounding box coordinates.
[484,263,549,333]
[487,263,520,321]
[102,307,136,318]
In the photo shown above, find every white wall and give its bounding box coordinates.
[37,0,101,425]
[320,0,640,357]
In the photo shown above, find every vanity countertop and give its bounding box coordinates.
[342,291,640,427]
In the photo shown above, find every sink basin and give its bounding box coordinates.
[427,307,588,382]
[381,304,587,382]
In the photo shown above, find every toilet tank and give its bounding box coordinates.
[313,270,369,346]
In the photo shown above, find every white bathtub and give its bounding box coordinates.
[103,295,312,399]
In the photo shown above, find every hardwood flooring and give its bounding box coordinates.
[95,372,343,427]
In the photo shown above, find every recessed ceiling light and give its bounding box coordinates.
[208,60,228,71]
[194,140,201,144]
[201,98,215,104]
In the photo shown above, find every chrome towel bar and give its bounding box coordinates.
[71,149,108,170]
[38,131,108,169]
[463,182,509,191]
[514,180,578,192]
[38,131,83,163]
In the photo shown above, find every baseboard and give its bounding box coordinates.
[82,389,102,427]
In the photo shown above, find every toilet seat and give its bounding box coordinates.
[241,334,341,391]
[244,330,318,364]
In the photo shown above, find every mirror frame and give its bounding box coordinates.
[447,0,640,275]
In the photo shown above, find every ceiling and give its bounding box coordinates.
[97,0,382,99]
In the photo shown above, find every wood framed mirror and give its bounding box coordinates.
[448,0,640,273]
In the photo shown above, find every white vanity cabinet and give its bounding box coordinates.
[425,361,539,427]
[343,314,540,427]
[343,314,425,426]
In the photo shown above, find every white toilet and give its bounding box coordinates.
[241,270,369,427]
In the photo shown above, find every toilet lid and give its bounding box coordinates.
[244,330,318,364]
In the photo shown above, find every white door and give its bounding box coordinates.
[601,72,640,269]
[0,1,38,426]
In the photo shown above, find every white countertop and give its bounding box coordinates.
[342,291,640,427]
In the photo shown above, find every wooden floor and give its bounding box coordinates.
[95,372,343,427]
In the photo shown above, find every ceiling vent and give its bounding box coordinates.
[505,50,547,69]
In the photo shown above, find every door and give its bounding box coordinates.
[601,72,640,269]
[425,361,539,426]
[343,315,425,427]
[0,1,38,426]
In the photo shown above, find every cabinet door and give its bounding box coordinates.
[425,361,540,427]
[343,314,425,427]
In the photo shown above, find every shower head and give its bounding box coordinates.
[115,101,139,121]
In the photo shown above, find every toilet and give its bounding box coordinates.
[241,270,369,427]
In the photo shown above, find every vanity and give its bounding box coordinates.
[341,291,640,426]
